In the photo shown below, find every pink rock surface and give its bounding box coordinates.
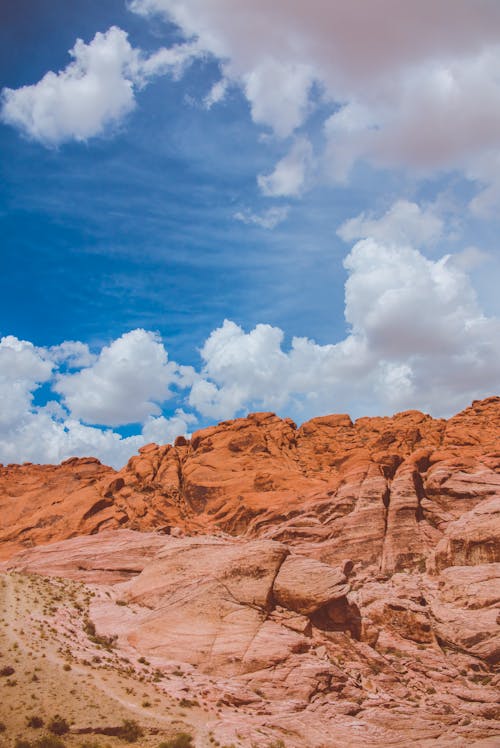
[4,528,500,747]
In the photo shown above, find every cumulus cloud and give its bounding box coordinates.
[6,0,500,208]
[0,331,195,468]
[189,201,500,420]
[2,199,499,467]
[130,0,500,207]
[54,329,183,426]
[141,409,197,443]
[0,336,53,429]
[338,200,444,248]
[243,60,314,139]
[1,26,200,145]
[48,341,97,368]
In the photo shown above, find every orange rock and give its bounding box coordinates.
[1,398,499,580]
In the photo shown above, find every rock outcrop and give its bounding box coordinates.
[1,397,500,573]
[3,528,500,747]
[0,397,499,746]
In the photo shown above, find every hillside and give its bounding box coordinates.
[0,398,499,747]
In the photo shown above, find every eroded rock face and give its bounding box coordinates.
[1,398,499,577]
[0,397,499,746]
[272,555,349,615]
[3,529,500,747]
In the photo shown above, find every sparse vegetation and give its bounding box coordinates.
[26,715,45,728]
[117,719,143,743]
[83,617,117,650]
[179,697,199,708]
[158,733,194,748]
[15,738,66,748]
[47,714,70,736]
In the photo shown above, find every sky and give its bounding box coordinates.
[1,0,500,467]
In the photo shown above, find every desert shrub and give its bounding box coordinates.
[47,715,70,736]
[158,733,194,748]
[0,721,5,732]
[14,740,32,748]
[117,719,143,743]
[34,736,67,748]
[83,618,117,650]
[83,619,96,637]
[27,715,44,728]
[0,665,15,676]
[179,698,199,708]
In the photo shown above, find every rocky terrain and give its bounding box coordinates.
[0,397,499,747]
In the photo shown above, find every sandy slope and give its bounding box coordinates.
[0,571,225,748]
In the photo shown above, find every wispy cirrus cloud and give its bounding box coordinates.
[233,205,289,230]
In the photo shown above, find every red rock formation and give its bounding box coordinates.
[1,397,499,575]
[1,396,499,747]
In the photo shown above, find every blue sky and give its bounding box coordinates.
[1,0,500,467]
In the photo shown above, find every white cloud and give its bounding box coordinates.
[138,40,201,81]
[54,329,181,426]
[0,410,143,469]
[6,0,500,209]
[258,137,313,197]
[449,246,491,271]
[1,26,200,146]
[130,0,500,207]
[338,200,444,248]
[203,77,228,109]
[0,336,53,429]
[48,341,97,369]
[0,331,196,469]
[188,320,290,419]
[243,59,314,138]
[2,198,499,469]
[233,205,289,230]
[189,201,500,420]
[141,409,196,444]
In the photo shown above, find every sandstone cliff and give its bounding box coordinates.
[2,397,499,574]
[0,398,499,747]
